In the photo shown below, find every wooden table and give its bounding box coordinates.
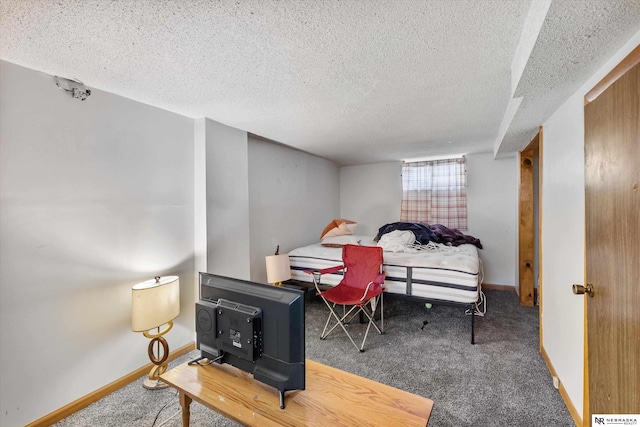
[160,359,433,426]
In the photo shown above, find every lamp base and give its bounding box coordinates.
[142,378,169,390]
[141,323,172,391]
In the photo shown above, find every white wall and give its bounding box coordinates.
[248,137,340,283]
[340,162,402,237]
[0,61,196,426]
[340,156,518,286]
[204,119,251,280]
[466,153,518,286]
[194,119,208,295]
[541,29,640,419]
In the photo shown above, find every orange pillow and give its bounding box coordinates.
[320,219,358,239]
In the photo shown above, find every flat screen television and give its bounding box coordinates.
[193,273,305,409]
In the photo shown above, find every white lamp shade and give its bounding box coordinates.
[265,254,291,284]
[131,276,180,332]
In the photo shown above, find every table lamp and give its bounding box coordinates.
[131,275,180,389]
[266,254,291,286]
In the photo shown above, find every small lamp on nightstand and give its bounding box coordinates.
[266,253,291,286]
[131,275,180,389]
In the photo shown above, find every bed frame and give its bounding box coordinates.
[289,260,481,344]
[393,270,478,344]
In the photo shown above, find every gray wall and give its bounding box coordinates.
[0,60,196,426]
[0,62,340,426]
[340,162,402,237]
[203,119,251,280]
[340,154,518,286]
[466,153,518,287]
[248,137,340,283]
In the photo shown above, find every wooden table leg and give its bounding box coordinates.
[179,391,192,427]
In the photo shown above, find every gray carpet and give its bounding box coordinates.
[54,289,575,426]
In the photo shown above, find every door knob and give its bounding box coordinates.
[572,283,594,297]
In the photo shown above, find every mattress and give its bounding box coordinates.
[289,236,481,304]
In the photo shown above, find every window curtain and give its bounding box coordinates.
[400,157,468,230]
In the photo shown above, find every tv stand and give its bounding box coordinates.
[161,359,433,426]
[184,356,292,409]
[186,356,207,366]
[186,354,223,366]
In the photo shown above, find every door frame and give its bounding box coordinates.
[518,127,542,307]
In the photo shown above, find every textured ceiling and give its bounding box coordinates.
[1,0,639,166]
[497,0,640,156]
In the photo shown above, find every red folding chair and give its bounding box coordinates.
[305,244,385,352]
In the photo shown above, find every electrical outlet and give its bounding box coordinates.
[552,376,559,389]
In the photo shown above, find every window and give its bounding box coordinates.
[400,157,467,230]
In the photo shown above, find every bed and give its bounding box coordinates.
[288,234,483,343]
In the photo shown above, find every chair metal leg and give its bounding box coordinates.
[321,303,337,338]
[326,306,364,352]
[316,282,385,352]
[359,302,383,335]
[319,299,359,340]
[323,305,360,338]
[367,294,384,334]
[318,297,383,352]
[361,316,373,351]
[357,298,385,350]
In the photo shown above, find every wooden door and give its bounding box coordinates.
[583,52,639,422]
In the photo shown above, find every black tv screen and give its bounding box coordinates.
[194,273,305,409]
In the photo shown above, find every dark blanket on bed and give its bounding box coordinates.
[374,222,483,249]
